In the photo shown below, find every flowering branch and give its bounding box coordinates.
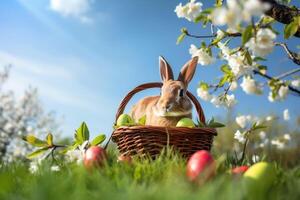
[184,30,242,39]
[22,122,106,160]
[253,69,300,95]
[275,42,300,65]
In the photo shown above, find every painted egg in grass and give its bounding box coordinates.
[232,166,249,175]
[117,154,132,164]
[83,146,107,168]
[243,162,276,196]
[186,150,215,182]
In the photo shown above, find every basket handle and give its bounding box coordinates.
[115,82,206,123]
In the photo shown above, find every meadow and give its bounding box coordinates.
[1,115,299,200]
[1,149,300,200]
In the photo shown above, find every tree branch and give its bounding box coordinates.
[253,69,300,95]
[275,42,300,65]
[275,67,300,79]
[185,31,241,39]
[261,0,300,37]
[185,32,216,39]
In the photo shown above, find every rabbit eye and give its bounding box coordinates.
[179,89,184,97]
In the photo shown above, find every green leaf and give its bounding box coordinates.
[208,117,215,125]
[242,25,253,45]
[197,119,206,127]
[176,32,186,45]
[91,134,106,146]
[284,20,298,39]
[218,76,228,87]
[253,57,266,62]
[26,147,50,159]
[22,134,48,147]
[258,65,267,74]
[215,0,223,7]
[46,133,53,146]
[244,51,252,65]
[261,16,275,25]
[253,124,267,131]
[194,14,206,23]
[75,122,90,145]
[138,115,147,125]
[220,64,231,74]
[208,122,226,128]
[211,37,223,46]
[59,142,79,154]
[201,8,213,15]
[199,81,209,90]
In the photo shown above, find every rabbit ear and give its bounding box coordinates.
[159,56,174,82]
[177,57,198,86]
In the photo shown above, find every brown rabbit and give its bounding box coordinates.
[130,56,198,127]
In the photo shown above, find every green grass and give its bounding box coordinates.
[0,149,300,200]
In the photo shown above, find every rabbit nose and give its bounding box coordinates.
[162,104,171,112]
[166,104,171,110]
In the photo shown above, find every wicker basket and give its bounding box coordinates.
[111,82,217,158]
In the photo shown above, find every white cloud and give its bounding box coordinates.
[49,0,94,23]
[0,51,97,111]
[0,51,73,80]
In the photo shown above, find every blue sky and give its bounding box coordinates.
[0,0,299,138]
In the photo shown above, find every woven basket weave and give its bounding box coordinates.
[111,82,217,158]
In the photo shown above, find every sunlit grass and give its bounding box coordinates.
[0,149,300,200]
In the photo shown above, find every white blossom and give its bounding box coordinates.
[268,85,289,102]
[189,45,214,65]
[218,42,231,58]
[259,138,269,148]
[65,150,83,164]
[291,79,300,88]
[216,29,225,39]
[211,1,242,30]
[29,161,39,174]
[227,52,253,76]
[268,91,275,102]
[234,130,246,143]
[225,94,237,108]
[197,87,212,101]
[259,131,266,140]
[246,28,276,57]
[78,140,89,153]
[210,96,222,108]
[236,115,248,129]
[240,76,262,95]
[271,139,285,149]
[235,114,260,129]
[283,133,291,141]
[51,165,60,172]
[252,154,260,163]
[265,115,273,121]
[210,94,237,108]
[244,0,271,17]
[278,85,289,99]
[174,0,203,22]
[229,81,238,91]
[174,3,186,18]
[283,109,290,121]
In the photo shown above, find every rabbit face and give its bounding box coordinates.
[156,80,192,117]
